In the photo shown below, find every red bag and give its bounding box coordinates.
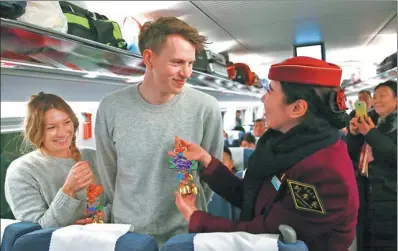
[228,63,255,86]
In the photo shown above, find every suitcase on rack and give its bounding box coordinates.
[193,50,229,78]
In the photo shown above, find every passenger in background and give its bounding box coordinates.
[172,57,359,251]
[95,17,224,245]
[240,133,256,149]
[346,80,397,251]
[344,90,378,251]
[343,90,375,142]
[349,90,373,118]
[252,118,267,141]
[4,92,109,228]
[222,146,237,174]
[207,146,240,220]
[229,126,246,147]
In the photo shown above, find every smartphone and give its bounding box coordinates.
[354,100,368,118]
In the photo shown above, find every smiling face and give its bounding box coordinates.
[373,86,397,118]
[25,93,80,160]
[144,34,196,95]
[42,108,74,156]
[261,80,308,133]
[253,120,266,137]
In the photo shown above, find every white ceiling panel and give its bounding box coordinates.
[77,1,396,78]
[193,1,396,64]
[365,14,397,65]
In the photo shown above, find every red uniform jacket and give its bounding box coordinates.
[189,140,359,251]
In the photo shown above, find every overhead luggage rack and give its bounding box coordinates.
[343,67,397,96]
[0,18,264,99]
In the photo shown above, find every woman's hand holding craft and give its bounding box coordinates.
[62,161,93,198]
[168,136,212,167]
[75,217,93,225]
[75,211,104,225]
[175,192,198,222]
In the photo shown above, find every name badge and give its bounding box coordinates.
[271,175,281,191]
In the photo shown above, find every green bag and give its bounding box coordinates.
[59,1,127,50]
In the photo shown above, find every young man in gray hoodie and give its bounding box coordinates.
[95,17,224,245]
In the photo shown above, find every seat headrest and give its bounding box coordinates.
[229,147,254,171]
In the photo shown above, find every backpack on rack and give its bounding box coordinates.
[59,1,127,50]
[0,1,27,19]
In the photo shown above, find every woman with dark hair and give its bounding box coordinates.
[170,57,359,251]
[240,133,256,149]
[347,80,397,251]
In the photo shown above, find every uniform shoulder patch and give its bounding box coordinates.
[287,179,326,215]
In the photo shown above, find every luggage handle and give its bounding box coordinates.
[122,16,142,30]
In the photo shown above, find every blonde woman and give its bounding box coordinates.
[5,92,109,228]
